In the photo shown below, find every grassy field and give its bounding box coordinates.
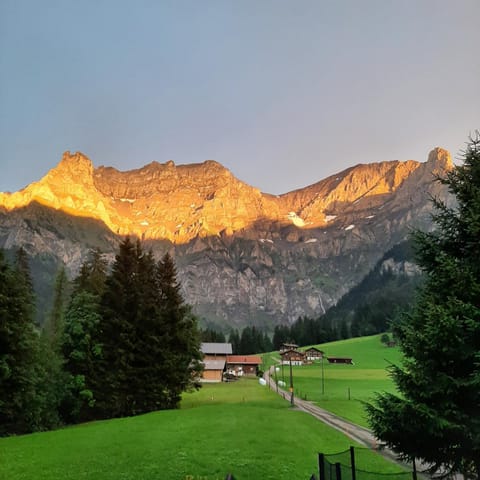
[278,335,402,427]
[1,375,406,480]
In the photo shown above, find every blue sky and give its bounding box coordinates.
[0,0,479,194]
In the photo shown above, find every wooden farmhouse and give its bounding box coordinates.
[279,342,299,353]
[305,347,324,361]
[280,349,305,366]
[200,342,232,383]
[226,355,262,377]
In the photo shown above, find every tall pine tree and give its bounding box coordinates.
[154,253,203,409]
[62,249,106,422]
[0,249,39,435]
[96,237,139,418]
[366,134,480,479]
[95,239,202,418]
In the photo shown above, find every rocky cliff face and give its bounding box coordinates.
[0,148,453,329]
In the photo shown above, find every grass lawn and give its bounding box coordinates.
[283,335,402,427]
[1,377,406,480]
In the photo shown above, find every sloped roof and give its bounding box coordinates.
[280,349,305,357]
[201,342,233,355]
[226,355,262,365]
[203,359,226,371]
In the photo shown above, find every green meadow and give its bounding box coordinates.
[1,372,405,480]
[274,335,402,427]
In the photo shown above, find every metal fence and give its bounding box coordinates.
[313,447,415,480]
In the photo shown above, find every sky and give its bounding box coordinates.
[0,1,479,195]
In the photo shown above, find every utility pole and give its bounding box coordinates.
[321,354,325,395]
[289,358,294,406]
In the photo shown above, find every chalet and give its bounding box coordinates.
[280,342,299,353]
[226,355,262,377]
[327,357,354,365]
[305,347,324,361]
[200,342,232,383]
[280,349,305,366]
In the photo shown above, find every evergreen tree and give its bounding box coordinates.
[43,266,69,348]
[228,329,240,354]
[366,134,480,478]
[73,248,108,297]
[96,237,139,417]
[129,247,169,413]
[14,247,35,301]
[200,328,226,343]
[59,248,107,422]
[35,266,71,430]
[154,252,203,409]
[272,324,290,350]
[95,240,202,418]
[62,291,102,423]
[262,331,273,352]
[0,249,39,435]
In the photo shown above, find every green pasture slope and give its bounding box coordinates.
[1,375,405,480]
[277,334,402,428]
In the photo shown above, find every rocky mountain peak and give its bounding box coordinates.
[0,148,454,328]
[426,147,453,171]
[57,151,94,174]
[0,150,452,243]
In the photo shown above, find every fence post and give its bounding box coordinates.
[350,446,356,480]
[335,462,342,480]
[318,453,325,480]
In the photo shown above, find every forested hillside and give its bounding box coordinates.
[272,241,422,348]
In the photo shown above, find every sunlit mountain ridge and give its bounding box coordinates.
[0,148,453,328]
[0,149,452,243]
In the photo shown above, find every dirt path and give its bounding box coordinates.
[264,365,416,471]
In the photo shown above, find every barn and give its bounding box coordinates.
[327,357,354,365]
[200,342,232,383]
[226,355,262,377]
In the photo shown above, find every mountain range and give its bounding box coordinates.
[0,148,453,330]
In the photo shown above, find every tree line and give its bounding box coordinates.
[0,237,203,436]
[201,326,273,355]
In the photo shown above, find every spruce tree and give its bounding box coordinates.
[36,265,70,429]
[129,248,167,413]
[43,266,69,348]
[0,249,39,435]
[73,248,108,297]
[62,291,103,423]
[366,134,480,478]
[228,329,241,354]
[62,250,106,422]
[94,240,202,418]
[96,237,139,418]
[155,253,203,408]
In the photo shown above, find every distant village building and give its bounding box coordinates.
[226,355,262,377]
[200,342,232,383]
[279,342,299,353]
[327,357,354,365]
[305,347,324,361]
[280,349,305,366]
